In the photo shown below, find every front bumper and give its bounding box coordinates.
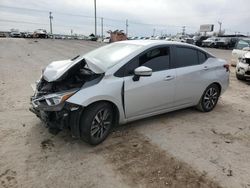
[30,85,83,138]
[236,61,250,78]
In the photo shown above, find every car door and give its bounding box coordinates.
[172,46,211,106]
[123,46,176,119]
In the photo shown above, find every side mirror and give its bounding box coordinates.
[242,47,250,51]
[133,66,152,81]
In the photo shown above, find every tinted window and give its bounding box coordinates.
[198,51,207,64]
[124,47,170,76]
[139,47,170,71]
[175,47,199,68]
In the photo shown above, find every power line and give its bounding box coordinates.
[0,5,249,35]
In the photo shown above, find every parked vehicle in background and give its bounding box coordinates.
[87,34,98,41]
[231,38,250,66]
[77,35,87,40]
[33,29,48,38]
[215,37,232,49]
[154,36,165,40]
[24,32,33,38]
[103,37,110,43]
[235,51,250,80]
[0,32,6,38]
[10,29,21,38]
[30,40,229,145]
[185,37,194,44]
[193,36,209,46]
[165,37,172,41]
[202,37,219,47]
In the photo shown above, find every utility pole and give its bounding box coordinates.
[182,26,186,35]
[218,21,222,35]
[153,28,156,37]
[49,12,53,35]
[126,19,128,37]
[94,0,97,36]
[101,17,103,41]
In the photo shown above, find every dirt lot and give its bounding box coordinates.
[0,38,250,188]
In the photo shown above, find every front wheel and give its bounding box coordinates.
[80,102,114,145]
[196,84,220,112]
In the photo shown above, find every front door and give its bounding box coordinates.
[123,46,176,119]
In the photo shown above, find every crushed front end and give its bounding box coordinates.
[30,57,103,137]
[236,53,250,79]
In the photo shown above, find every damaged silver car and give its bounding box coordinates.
[30,40,229,145]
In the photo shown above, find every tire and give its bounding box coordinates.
[236,73,245,80]
[80,102,114,145]
[196,84,220,112]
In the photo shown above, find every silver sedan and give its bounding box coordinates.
[30,40,230,145]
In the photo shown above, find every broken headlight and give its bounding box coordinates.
[239,58,246,64]
[44,90,77,106]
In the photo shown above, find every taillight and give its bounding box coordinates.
[223,64,230,72]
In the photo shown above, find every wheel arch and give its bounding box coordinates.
[210,82,222,95]
[83,100,120,127]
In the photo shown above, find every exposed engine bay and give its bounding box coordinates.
[36,59,100,97]
[30,57,104,136]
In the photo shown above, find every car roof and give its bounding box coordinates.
[116,40,213,56]
[117,39,192,47]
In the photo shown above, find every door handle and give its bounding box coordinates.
[203,66,209,71]
[164,75,175,81]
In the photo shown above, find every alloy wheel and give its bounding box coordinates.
[203,87,218,110]
[91,108,112,139]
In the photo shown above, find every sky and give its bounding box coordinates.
[0,0,250,37]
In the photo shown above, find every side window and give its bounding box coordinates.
[124,47,170,76]
[139,47,170,71]
[175,47,199,68]
[198,51,207,64]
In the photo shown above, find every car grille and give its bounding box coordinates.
[246,58,250,65]
[216,42,226,45]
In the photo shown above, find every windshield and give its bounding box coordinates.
[235,39,250,50]
[83,43,143,70]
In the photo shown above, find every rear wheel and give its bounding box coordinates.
[196,84,220,112]
[80,102,114,145]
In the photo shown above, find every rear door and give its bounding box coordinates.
[172,46,213,106]
[123,46,176,119]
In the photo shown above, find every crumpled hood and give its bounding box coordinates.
[43,57,105,82]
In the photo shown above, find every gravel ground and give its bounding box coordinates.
[0,38,250,188]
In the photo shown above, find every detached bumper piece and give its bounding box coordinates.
[29,101,83,138]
